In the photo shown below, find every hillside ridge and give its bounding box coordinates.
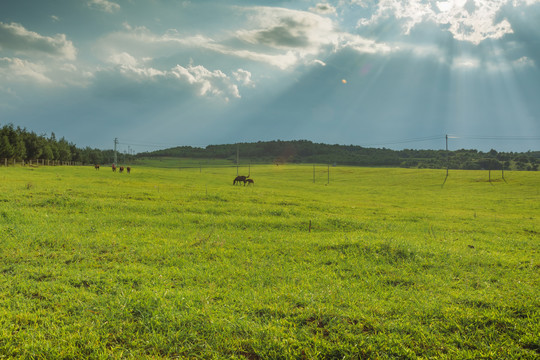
[138,139,540,170]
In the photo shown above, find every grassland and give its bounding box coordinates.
[132,157,234,169]
[0,164,538,359]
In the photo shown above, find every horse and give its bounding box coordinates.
[246,178,254,186]
[119,166,124,173]
[94,164,100,170]
[233,175,249,185]
[127,167,131,174]
[112,164,116,172]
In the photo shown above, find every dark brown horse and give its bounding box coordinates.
[127,166,131,174]
[233,175,249,185]
[246,179,254,186]
[119,166,124,173]
[94,164,100,170]
[112,164,116,172]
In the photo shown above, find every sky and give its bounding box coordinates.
[1,0,539,153]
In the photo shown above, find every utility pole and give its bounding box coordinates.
[327,164,330,185]
[446,134,449,177]
[442,134,449,188]
[236,143,239,175]
[114,138,119,165]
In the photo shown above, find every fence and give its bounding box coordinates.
[1,158,83,167]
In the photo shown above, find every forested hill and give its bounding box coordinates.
[138,140,540,171]
[1,123,537,170]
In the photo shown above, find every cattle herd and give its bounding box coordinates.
[94,164,131,174]
[95,165,255,185]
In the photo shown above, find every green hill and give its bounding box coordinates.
[137,140,540,171]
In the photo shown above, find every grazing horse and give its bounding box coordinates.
[94,164,100,170]
[119,166,124,173]
[233,175,248,185]
[127,166,131,174]
[246,178,254,186]
[112,164,117,172]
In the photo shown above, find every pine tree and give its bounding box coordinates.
[0,135,14,158]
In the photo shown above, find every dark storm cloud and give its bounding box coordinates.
[252,18,311,48]
[236,6,338,56]
[310,3,337,15]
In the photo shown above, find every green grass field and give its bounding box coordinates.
[0,164,538,359]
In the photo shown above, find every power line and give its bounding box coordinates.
[361,135,445,147]
[113,134,538,153]
[453,135,540,141]
[118,141,180,148]
[361,134,539,148]
[118,140,208,149]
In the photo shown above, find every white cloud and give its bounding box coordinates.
[108,52,140,68]
[0,57,52,84]
[87,0,120,13]
[0,55,93,89]
[203,43,300,70]
[231,6,392,67]
[101,51,241,100]
[237,7,338,53]
[512,0,540,5]
[0,22,90,88]
[233,69,254,87]
[170,64,240,99]
[513,56,535,67]
[356,0,516,44]
[337,33,392,54]
[106,52,165,78]
[0,22,76,60]
[95,7,392,72]
[452,56,480,69]
[95,23,301,70]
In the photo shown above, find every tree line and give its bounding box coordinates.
[0,123,119,165]
[139,140,539,171]
[1,124,538,170]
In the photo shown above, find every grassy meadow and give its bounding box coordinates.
[0,164,538,359]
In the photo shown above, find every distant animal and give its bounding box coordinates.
[246,179,254,186]
[127,166,131,174]
[112,164,117,172]
[94,164,100,170]
[119,166,124,173]
[233,175,249,185]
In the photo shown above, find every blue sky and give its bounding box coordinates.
[1,0,539,153]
